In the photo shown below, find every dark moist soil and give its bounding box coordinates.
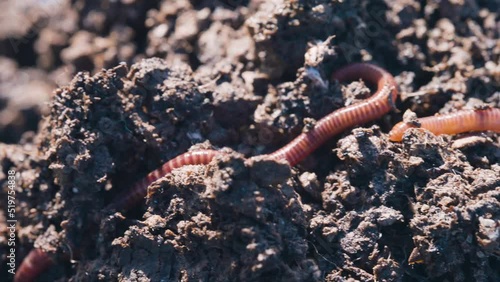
[1,1,499,281]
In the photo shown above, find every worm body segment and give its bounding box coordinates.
[389,108,500,142]
[270,63,398,165]
[14,249,54,282]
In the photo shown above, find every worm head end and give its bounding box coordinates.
[389,122,417,142]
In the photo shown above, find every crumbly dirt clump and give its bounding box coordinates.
[0,0,499,281]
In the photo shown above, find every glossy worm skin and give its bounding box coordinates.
[16,63,398,282]
[389,108,500,142]
[14,249,54,282]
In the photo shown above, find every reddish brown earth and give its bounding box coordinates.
[0,0,499,281]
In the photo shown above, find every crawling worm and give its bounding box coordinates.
[388,108,500,142]
[108,62,398,211]
[15,63,398,282]
[269,63,398,165]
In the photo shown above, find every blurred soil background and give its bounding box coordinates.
[0,0,499,281]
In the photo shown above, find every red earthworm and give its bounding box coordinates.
[108,62,398,211]
[14,249,54,282]
[16,63,398,282]
[388,108,500,142]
